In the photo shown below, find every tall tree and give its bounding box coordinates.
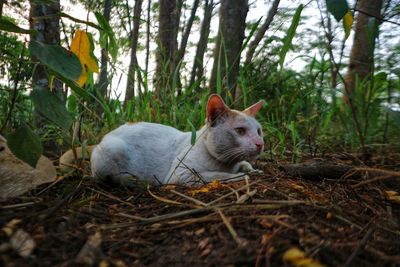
[154,0,181,100]
[244,0,280,65]
[345,0,384,97]
[97,0,112,102]
[189,0,213,88]
[125,0,143,103]
[209,0,249,100]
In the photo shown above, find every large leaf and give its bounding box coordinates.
[279,4,303,70]
[7,124,42,168]
[0,18,35,34]
[30,89,72,130]
[326,0,349,21]
[29,40,82,81]
[70,30,99,86]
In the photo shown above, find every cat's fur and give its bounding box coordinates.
[90,94,265,185]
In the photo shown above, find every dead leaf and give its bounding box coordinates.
[190,180,223,196]
[76,231,102,265]
[10,229,36,258]
[198,237,210,250]
[195,228,205,236]
[282,247,325,267]
[2,219,22,236]
[0,135,57,199]
[385,190,400,204]
[260,233,273,245]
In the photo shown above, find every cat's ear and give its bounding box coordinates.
[206,94,229,126]
[243,100,265,117]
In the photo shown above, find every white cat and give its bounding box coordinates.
[90,94,265,186]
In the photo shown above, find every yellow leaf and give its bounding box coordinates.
[283,247,325,267]
[343,11,353,39]
[385,190,400,204]
[2,219,22,236]
[189,180,223,196]
[70,29,99,86]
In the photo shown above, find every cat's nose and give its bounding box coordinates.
[255,143,263,152]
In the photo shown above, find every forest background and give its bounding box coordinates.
[0,0,399,168]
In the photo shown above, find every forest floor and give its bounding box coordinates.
[1,152,400,267]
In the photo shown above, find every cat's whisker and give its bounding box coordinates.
[217,147,245,164]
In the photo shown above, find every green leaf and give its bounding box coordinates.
[7,124,42,168]
[94,12,118,62]
[55,73,90,100]
[279,4,303,70]
[29,40,82,81]
[187,119,197,145]
[367,18,379,48]
[326,0,350,21]
[30,89,72,130]
[0,18,36,34]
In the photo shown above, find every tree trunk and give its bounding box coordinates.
[345,0,383,97]
[154,0,181,100]
[145,0,151,78]
[125,0,143,104]
[174,0,200,93]
[0,0,5,17]
[189,0,213,89]
[209,0,249,100]
[244,0,280,65]
[29,0,62,128]
[97,0,112,102]
[29,0,62,94]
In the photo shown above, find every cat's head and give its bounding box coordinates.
[204,94,265,164]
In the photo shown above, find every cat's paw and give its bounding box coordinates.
[248,169,264,175]
[234,161,255,173]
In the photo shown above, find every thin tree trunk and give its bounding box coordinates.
[189,0,213,89]
[0,0,5,17]
[145,0,151,80]
[97,0,112,103]
[125,0,143,104]
[209,0,249,100]
[345,0,383,98]
[244,0,280,65]
[175,0,200,94]
[154,0,180,100]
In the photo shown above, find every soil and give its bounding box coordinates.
[1,153,400,267]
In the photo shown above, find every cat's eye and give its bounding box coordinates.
[235,127,246,136]
[257,128,262,136]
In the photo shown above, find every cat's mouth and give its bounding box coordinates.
[246,153,260,162]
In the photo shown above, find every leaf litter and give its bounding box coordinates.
[0,153,400,266]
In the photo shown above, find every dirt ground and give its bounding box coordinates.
[1,153,400,267]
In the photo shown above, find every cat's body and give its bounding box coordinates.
[90,95,265,185]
